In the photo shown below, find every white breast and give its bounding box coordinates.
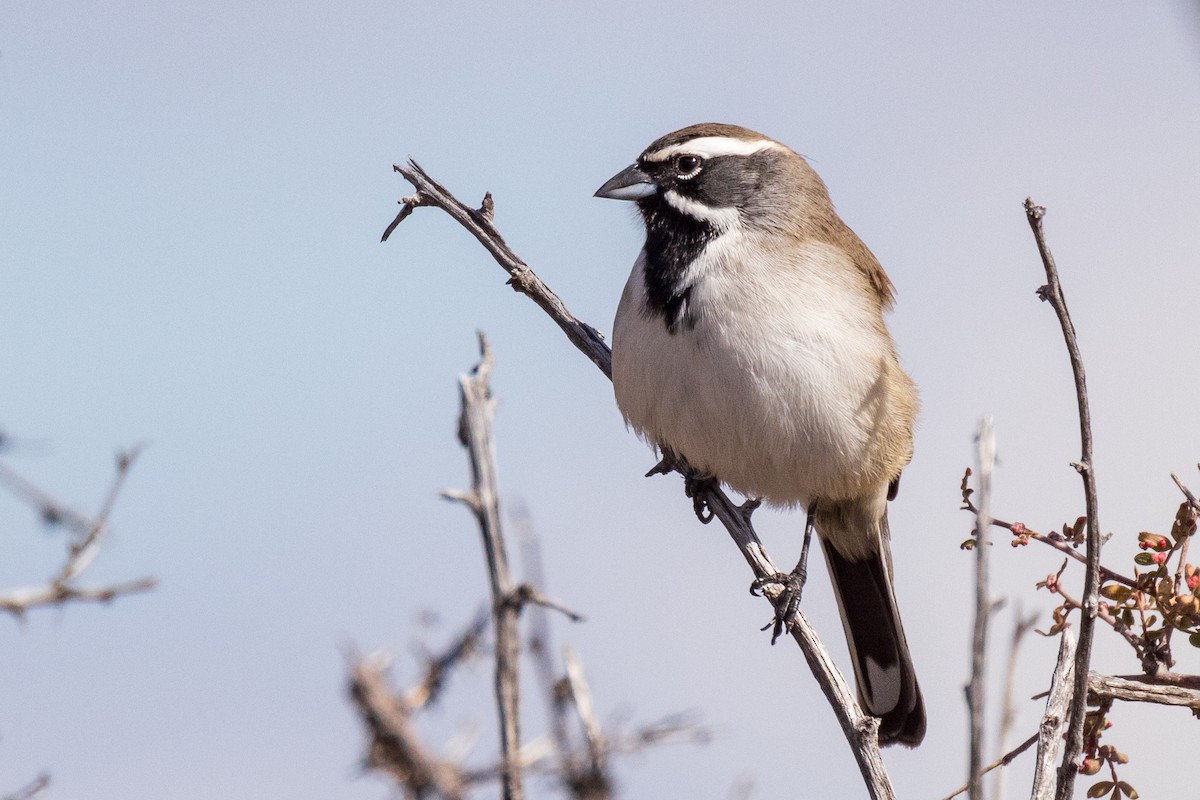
[611,232,898,507]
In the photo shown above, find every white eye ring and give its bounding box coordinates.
[674,154,703,178]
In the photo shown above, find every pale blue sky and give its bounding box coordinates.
[3,2,1199,798]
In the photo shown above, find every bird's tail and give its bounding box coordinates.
[820,510,925,747]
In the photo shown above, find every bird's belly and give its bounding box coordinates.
[612,258,897,506]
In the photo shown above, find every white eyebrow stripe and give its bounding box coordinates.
[644,136,783,162]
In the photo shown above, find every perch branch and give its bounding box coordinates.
[385,159,895,800]
[1024,198,1102,800]
[387,161,612,378]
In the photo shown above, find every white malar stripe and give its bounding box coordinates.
[662,189,740,229]
[644,136,782,162]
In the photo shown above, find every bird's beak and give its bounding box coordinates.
[594,163,657,201]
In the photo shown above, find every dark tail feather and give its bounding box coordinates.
[822,530,925,747]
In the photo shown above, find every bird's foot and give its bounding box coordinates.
[750,566,808,645]
[682,470,718,524]
[646,450,718,524]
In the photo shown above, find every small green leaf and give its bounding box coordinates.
[1134,553,1156,566]
[1118,781,1138,799]
[1087,781,1114,798]
[1189,631,1200,648]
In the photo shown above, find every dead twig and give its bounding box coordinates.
[387,162,612,378]
[348,653,466,799]
[992,606,1038,800]
[0,448,157,618]
[404,609,488,711]
[961,474,1134,591]
[441,333,524,800]
[562,645,612,800]
[966,417,995,800]
[1087,672,1200,711]
[1024,199,1103,800]
[2,773,50,800]
[1032,630,1077,799]
[941,732,1039,800]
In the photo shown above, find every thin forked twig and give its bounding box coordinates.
[0,448,157,617]
[960,474,1134,590]
[1024,198,1102,800]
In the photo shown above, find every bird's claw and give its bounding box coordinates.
[683,471,717,524]
[643,450,717,524]
[750,570,807,645]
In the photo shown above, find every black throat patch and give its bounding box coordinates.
[637,196,719,333]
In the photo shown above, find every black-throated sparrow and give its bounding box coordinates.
[596,123,925,746]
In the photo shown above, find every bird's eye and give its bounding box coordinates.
[675,154,703,177]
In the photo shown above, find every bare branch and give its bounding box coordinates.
[384,167,895,800]
[993,606,1039,800]
[2,773,50,800]
[562,645,613,800]
[967,416,995,800]
[942,732,1039,800]
[0,461,95,533]
[1024,198,1103,800]
[1171,472,1200,512]
[960,477,1134,590]
[1032,630,1077,799]
[388,161,612,378]
[609,710,711,752]
[0,577,157,616]
[1171,474,1197,600]
[403,609,488,712]
[514,506,582,792]
[0,448,156,618]
[445,333,524,800]
[564,646,607,773]
[509,582,585,622]
[459,738,557,786]
[1087,672,1200,711]
[348,653,466,799]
